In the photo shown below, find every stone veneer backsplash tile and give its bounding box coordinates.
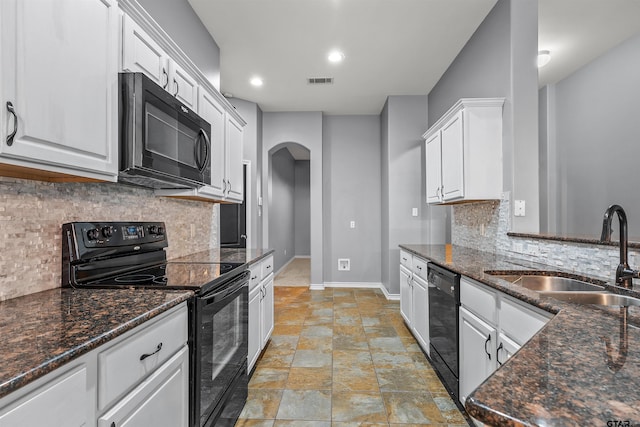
[0,177,218,301]
[452,194,640,283]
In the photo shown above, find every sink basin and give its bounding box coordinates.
[542,291,640,307]
[488,274,605,292]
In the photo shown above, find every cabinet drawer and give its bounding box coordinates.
[0,365,87,426]
[98,303,188,410]
[400,250,413,270]
[413,257,428,281]
[249,264,261,291]
[261,255,274,279]
[499,297,550,346]
[461,277,497,324]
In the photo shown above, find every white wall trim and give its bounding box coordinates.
[323,282,400,301]
[294,255,311,259]
[309,283,325,290]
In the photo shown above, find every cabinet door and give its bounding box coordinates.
[1,0,118,178]
[440,111,464,201]
[197,88,226,197]
[225,114,244,202]
[98,346,189,427]
[261,275,275,347]
[0,365,88,426]
[496,333,520,367]
[411,275,429,353]
[169,61,198,111]
[425,132,443,204]
[399,266,412,325]
[122,14,169,88]
[248,285,262,372]
[459,307,496,405]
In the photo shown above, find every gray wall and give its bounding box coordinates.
[262,112,324,285]
[381,96,443,295]
[294,161,311,256]
[541,32,640,238]
[428,0,540,233]
[229,98,263,249]
[138,0,221,88]
[323,116,381,284]
[269,149,296,271]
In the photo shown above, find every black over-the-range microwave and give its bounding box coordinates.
[118,72,211,189]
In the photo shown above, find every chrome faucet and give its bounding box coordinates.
[600,204,640,288]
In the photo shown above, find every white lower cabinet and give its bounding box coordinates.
[248,255,275,372]
[0,302,189,427]
[398,250,429,354]
[98,346,189,427]
[459,307,496,404]
[0,363,90,426]
[459,277,552,406]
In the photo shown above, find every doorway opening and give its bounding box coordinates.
[269,144,310,286]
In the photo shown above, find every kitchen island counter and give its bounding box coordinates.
[400,244,640,426]
[0,287,192,399]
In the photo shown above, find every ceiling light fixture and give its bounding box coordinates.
[537,50,551,68]
[250,77,263,87]
[328,50,345,63]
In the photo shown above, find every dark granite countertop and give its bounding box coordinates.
[0,287,192,399]
[168,247,274,265]
[400,244,640,426]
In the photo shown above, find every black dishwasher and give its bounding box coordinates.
[428,263,461,400]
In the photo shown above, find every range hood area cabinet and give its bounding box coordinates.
[423,98,504,205]
[0,0,119,183]
[118,4,247,204]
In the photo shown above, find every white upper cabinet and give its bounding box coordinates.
[197,88,226,198]
[423,98,504,204]
[0,0,119,181]
[121,15,198,110]
[225,114,244,203]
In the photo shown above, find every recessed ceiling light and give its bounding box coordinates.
[250,77,263,87]
[537,50,551,68]
[328,50,345,63]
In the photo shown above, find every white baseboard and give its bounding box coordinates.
[309,283,325,290]
[323,282,400,301]
[295,255,311,259]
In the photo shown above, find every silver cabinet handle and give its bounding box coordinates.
[140,342,163,361]
[6,102,17,146]
[162,68,168,89]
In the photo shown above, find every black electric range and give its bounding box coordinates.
[61,221,249,427]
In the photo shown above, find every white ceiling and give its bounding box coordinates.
[188,0,640,116]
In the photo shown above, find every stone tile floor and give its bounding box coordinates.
[235,286,469,426]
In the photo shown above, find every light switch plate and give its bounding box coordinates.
[412,208,418,217]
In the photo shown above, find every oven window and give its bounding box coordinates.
[198,289,247,426]
[145,102,198,168]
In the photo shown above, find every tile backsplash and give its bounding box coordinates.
[452,194,639,283]
[0,177,218,301]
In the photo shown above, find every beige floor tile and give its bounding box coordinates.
[332,391,388,423]
[286,367,332,390]
[240,286,467,427]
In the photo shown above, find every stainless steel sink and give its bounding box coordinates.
[541,291,640,307]
[488,273,605,292]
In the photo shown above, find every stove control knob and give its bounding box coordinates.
[156,226,165,235]
[101,226,113,238]
[148,225,165,236]
[87,228,100,240]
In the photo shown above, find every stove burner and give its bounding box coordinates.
[115,274,156,283]
[152,276,168,285]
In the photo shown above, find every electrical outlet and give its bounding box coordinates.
[514,200,526,217]
[284,249,287,256]
[338,258,350,271]
[350,221,356,229]
[412,208,418,217]
[190,224,195,238]
[513,242,524,253]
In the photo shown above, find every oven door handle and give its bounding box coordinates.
[201,274,248,302]
[195,128,210,173]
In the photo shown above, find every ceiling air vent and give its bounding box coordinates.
[307,77,334,85]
